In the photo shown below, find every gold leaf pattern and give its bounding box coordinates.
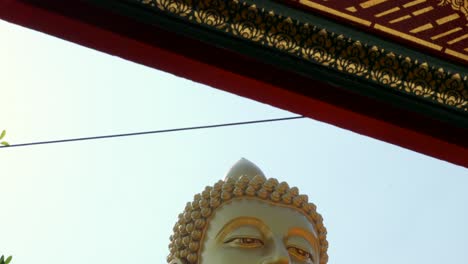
[302,28,335,66]
[195,0,229,29]
[439,0,468,19]
[336,41,370,77]
[404,63,436,97]
[266,17,300,52]
[231,4,265,41]
[155,0,192,17]
[139,0,468,111]
[371,52,403,88]
[437,73,468,108]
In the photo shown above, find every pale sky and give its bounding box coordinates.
[0,19,467,264]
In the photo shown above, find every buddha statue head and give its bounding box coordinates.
[167,158,328,264]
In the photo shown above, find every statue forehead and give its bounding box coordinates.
[200,198,321,264]
[205,198,318,237]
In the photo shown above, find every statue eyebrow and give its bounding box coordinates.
[215,217,270,241]
[286,227,320,259]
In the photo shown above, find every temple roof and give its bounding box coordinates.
[282,0,468,64]
[0,0,466,166]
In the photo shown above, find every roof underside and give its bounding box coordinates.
[0,0,466,166]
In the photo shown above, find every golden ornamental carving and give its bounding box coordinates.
[437,73,468,108]
[438,0,468,19]
[148,0,192,17]
[195,0,229,29]
[336,41,370,77]
[139,0,468,111]
[404,63,437,98]
[266,17,301,53]
[231,4,265,42]
[371,52,404,88]
[301,28,335,66]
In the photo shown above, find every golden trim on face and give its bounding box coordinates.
[202,202,320,264]
[216,217,269,243]
[287,227,320,263]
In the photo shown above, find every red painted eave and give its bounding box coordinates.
[0,0,467,167]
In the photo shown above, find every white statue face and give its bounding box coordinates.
[200,199,319,264]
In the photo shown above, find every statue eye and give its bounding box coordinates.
[288,246,314,263]
[224,237,264,248]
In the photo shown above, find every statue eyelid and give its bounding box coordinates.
[286,227,319,262]
[224,237,265,248]
[224,234,263,242]
[287,245,314,263]
[216,217,269,242]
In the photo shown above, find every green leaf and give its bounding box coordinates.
[1,141,9,146]
[4,256,12,264]
[0,130,5,140]
[0,255,4,264]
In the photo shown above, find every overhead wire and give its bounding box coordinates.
[0,116,306,148]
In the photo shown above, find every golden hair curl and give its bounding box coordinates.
[167,175,328,264]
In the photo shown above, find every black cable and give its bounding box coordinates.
[1,116,305,148]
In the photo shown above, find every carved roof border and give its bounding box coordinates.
[136,0,467,112]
